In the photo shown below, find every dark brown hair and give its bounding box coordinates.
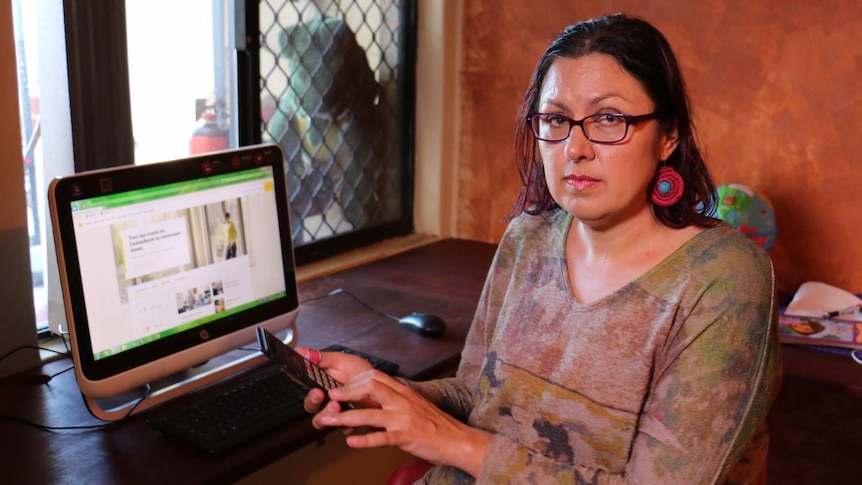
[510,13,719,229]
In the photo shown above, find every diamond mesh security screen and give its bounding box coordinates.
[260,0,409,245]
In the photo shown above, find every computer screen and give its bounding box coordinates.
[49,144,299,419]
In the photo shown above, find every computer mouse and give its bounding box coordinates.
[398,312,446,338]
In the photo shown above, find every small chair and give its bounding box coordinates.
[756,461,767,485]
[385,457,766,483]
[385,458,433,485]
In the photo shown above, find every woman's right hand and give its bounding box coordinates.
[297,347,375,415]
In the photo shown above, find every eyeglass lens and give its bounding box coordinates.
[531,114,629,143]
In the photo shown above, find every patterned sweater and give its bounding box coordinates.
[410,211,781,484]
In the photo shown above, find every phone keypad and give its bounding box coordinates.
[300,360,336,389]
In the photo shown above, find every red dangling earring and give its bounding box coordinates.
[651,165,684,207]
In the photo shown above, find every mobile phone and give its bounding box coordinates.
[256,327,342,392]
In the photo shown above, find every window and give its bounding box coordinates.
[13,0,73,337]
[257,0,416,264]
[133,0,417,263]
[14,0,44,310]
[14,0,416,335]
[125,0,239,165]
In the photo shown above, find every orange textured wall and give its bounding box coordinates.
[455,1,862,294]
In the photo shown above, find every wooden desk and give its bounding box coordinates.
[0,239,496,485]
[766,346,862,484]
[2,238,859,484]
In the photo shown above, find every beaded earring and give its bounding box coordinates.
[651,165,684,207]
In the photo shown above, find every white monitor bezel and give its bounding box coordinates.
[48,144,299,419]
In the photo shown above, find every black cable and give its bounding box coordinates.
[0,383,153,431]
[234,289,397,351]
[303,287,400,320]
[1,332,152,431]
[47,365,75,380]
[0,415,111,431]
[0,336,73,384]
[45,331,75,383]
[59,327,72,355]
[0,344,71,363]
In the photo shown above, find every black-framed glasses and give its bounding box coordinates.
[526,112,658,144]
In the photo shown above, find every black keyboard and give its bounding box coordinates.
[322,344,400,375]
[147,345,398,454]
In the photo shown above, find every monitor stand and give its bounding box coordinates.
[82,328,295,421]
[83,352,266,421]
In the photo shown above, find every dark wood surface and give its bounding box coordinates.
[1,238,860,484]
[765,346,862,485]
[0,239,496,485]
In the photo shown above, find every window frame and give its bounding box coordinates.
[247,0,419,265]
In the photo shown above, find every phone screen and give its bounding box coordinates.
[257,327,342,391]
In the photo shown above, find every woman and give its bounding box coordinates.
[302,13,780,484]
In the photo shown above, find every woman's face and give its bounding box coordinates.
[537,54,678,228]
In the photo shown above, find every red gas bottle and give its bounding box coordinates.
[189,110,228,154]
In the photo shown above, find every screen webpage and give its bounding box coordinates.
[70,167,287,360]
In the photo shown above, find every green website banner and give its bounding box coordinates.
[75,166,274,211]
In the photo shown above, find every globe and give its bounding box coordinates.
[714,183,777,251]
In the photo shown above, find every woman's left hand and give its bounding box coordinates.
[314,370,492,477]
